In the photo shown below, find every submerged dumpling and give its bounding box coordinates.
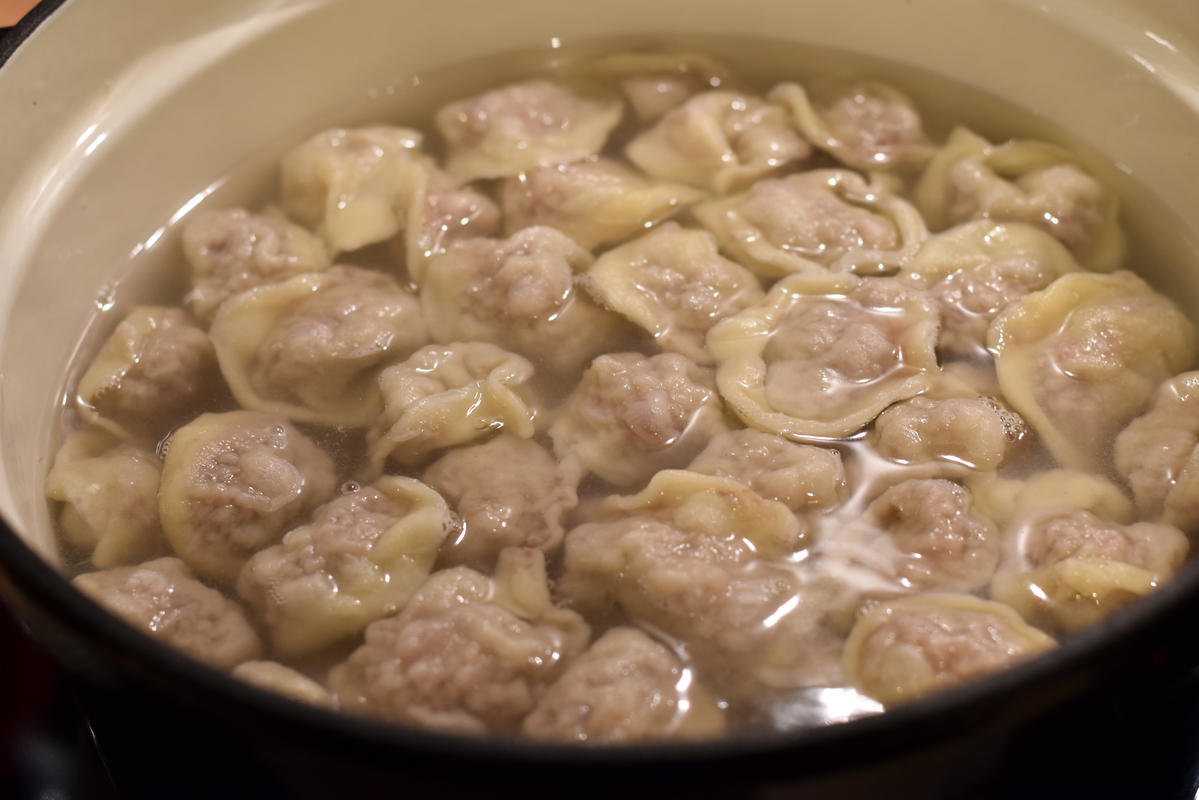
[988,271,1198,470]
[582,222,765,364]
[587,51,732,122]
[232,661,333,707]
[44,428,163,568]
[1115,372,1199,532]
[329,548,589,733]
[280,126,425,253]
[770,80,935,173]
[420,227,630,379]
[523,627,726,742]
[210,265,427,428]
[435,79,623,181]
[843,593,1055,705]
[395,161,501,285]
[74,557,261,669]
[709,274,940,439]
[76,306,222,443]
[238,477,454,656]
[181,207,331,324]
[626,90,810,193]
[913,127,1124,271]
[369,342,539,471]
[693,170,927,278]
[499,157,704,250]
[158,411,337,585]
[549,352,728,488]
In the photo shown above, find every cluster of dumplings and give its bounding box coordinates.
[45,50,1199,742]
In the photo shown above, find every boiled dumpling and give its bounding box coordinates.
[280,126,425,254]
[582,222,765,364]
[232,661,333,707]
[210,265,426,428]
[625,90,810,193]
[913,127,1124,272]
[987,271,1197,470]
[499,157,704,250]
[368,342,539,471]
[237,477,455,656]
[158,411,337,585]
[586,51,732,122]
[435,79,623,181]
[969,468,1136,533]
[709,274,940,439]
[693,169,927,278]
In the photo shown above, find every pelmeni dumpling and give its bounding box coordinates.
[582,223,764,364]
[435,79,623,181]
[210,265,426,428]
[988,271,1198,470]
[158,411,337,585]
[626,90,811,193]
[586,51,732,122]
[709,274,940,439]
[969,469,1136,534]
[770,80,934,173]
[280,126,425,254]
[232,661,333,707]
[499,158,704,250]
[45,428,163,569]
[368,342,539,471]
[237,477,455,656]
[395,161,501,285]
[694,170,927,278]
[913,127,1124,272]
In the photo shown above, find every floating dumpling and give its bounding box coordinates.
[158,411,337,585]
[582,222,764,364]
[499,158,704,250]
[329,548,589,733]
[913,127,1124,272]
[435,79,623,181]
[709,274,940,439]
[626,90,810,193]
[969,468,1136,534]
[45,428,163,568]
[587,51,732,122]
[871,388,1026,471]
[369,342,539,471]
[988,271,1198,470]
[232,661,333,707]
[843,593,1055,705]
[280,126,425,254]
[209,265,426,428]
[694,170,927,278]
[238,477,455,656]
[549,352,728,488]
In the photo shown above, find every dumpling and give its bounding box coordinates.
[769,80,935,173]
[969,468,1136,533]
[582,222,765,364]
[843,593,1055,706]
[232,661,333,707]
[549,352,729,489]
[158,411,337,585]
[368,342,539,471]
[901,221,1081,357]
[990,509,1188,633]
[209,265,427,428]
[76,306,222,444]
[280,126,425,254]
[987,271,1198,470]
[423,435,578,570]
[420,227,631,379]
[871,391,1026,471]
[709,273,940,439]
[499,157,704,250]
[73,557,261,669]
[181,207,330,324]
[44,428,163,568]
[913,127,1124,271]
[237,477,455,656]
[522,627,726,742]
[1114,372,1199,531]
[586,51,732,121]
[625,90,811,193]
[328,548,589,733]
[693,170,927,278]
[435,79,623,181]
[687,429,848,513]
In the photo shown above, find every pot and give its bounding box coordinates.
[3,1,1199,797]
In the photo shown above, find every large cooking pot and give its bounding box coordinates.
[4,1,1199,797]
